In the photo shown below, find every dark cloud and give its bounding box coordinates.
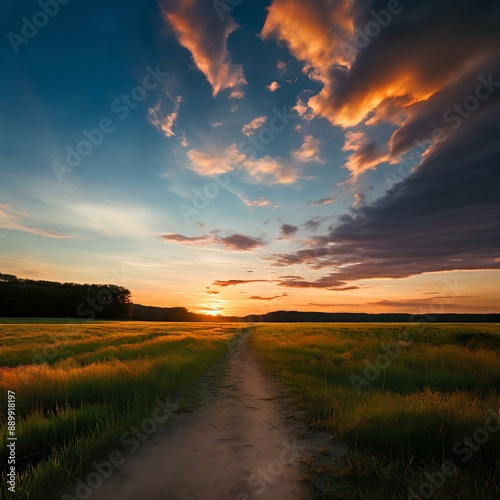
[280,224,298,237]
[303,217,328,232]
[248,293,288,301]
[309,198,335,206]
[213,279,272,287]
[267,82,500,286]
[218,233,265,250]
[162,231,266,251]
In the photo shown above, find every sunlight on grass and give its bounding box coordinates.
[0,321,241,499]
[252,323,500,499]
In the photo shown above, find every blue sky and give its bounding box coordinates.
[1,0,499,315]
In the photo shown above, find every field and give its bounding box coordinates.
[0,321,241,499]
[252,323,500,499]
[1,321,499,499]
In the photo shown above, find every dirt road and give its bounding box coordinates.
[88,329,313,500]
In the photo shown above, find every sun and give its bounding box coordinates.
[200,309,222,317]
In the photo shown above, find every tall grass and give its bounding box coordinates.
[0,321,241,499]
[252,323,500,499]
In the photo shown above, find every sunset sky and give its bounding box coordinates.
[1,0,499,315]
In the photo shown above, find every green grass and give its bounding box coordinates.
[0,321,242,499]
[251,323,500,499]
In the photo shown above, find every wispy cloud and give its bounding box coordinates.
[185,144,301,185]
[241,196,279,210]
[242,116,267,136]
[309,197,335,206]
[148,95,182,138]
[292,135,323,163]
[213,279,272,287]
[163,0,246,96]
[162,230,266,251]
[0,204,70,239]
[248,293,288,301]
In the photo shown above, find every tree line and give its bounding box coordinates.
[1,275,498,322]
[0,274,132,319]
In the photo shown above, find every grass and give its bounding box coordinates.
[0,321,242,499]
[251,323,500,499]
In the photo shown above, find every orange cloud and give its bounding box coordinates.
[186,144,301,185]
[262,0,499,131]
[187,144,244,175]
[342,131,389,177]
[266,81,280,92]
[164,0,246,96]
[292,135,323,163]
[242,116,267,136]
[148,95,182,138]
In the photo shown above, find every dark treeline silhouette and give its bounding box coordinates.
[243,311,500,323]
[0,274,132,319]
[132,304,239,322]
[1,274,498,322]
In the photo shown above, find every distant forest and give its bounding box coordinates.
[1,274,499,322]
[0,274,132,319]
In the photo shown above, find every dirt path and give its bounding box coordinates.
[88,329,314,500]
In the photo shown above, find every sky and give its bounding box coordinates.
[1,0,499,316]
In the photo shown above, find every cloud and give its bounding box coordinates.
[267,81,280,92]
[266,84,500,287]
[277,273,360,291]
[342,131,388,177]
[218,233,266,251]
[248,293,288,301]
[280,224,298,238]
[162,230,266,251]
[213,279,272,287]
[303,216,329,232]
[352,192,365,209]
[264,0,499,127]
[262,0,500,181]
[309,197,335,206]
[206,290,220,295]
[277,60,287,71]
[148,95,182,138]
[292,135,323,163]
[242,116,267,136]
[185,144,301,185]
[163,0,246,96]
[229,90,245,99]
[241,196,279,210]
[187,144,244,175]
[0,204,70,239]
[243,156,299,185]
